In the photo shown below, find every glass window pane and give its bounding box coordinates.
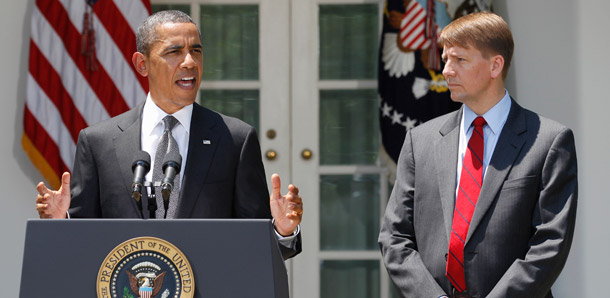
[319,90,379,165]
[320,175,380,250]
[151,4,190,15]
[320,260,380,298]
[319,4,379,80]
[200,5,259,80]
[199,90,259,132]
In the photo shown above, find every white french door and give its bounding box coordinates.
[290,1,393,298]
[152,1,392,297]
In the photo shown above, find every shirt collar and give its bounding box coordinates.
[142,93,193,136]
[462,90,511,135]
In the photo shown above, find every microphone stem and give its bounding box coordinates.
[148,185,157,219]
[136,196,144,219]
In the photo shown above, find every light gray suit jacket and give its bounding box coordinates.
[68,101,301,259]
[379,100,577,298]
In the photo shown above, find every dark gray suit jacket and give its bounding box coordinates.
[379,100,577,298]
[69,102,301,259]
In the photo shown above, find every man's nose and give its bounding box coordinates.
[181,53,196,68]
[442,63,454,78]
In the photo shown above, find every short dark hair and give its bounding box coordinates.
[136,10,201,56]
[439,12,514,80]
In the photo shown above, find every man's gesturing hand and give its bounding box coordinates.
[269,173,303,236]
[36,172,71,219]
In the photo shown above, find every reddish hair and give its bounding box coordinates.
[439,12,514,80]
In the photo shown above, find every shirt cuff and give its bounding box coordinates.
[271,219,300,246]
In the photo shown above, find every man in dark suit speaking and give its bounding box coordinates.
[378,12,577,297]
[35,10,302,258]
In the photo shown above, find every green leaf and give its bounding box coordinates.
[123,286,135,298]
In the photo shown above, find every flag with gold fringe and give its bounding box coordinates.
[23,0,151,188]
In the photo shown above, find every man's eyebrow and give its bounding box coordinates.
[163,44,184,52]
[191,43,202,49]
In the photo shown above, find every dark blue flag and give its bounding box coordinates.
[378,0,462,163]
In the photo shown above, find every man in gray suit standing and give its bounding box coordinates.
[34,10,302,259]
[379,12,577,298]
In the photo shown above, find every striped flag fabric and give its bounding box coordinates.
[23,0,151,189]
[399,0,438,51]
[139,287,153,298]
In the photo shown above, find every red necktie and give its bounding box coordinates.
[446,116,487,292]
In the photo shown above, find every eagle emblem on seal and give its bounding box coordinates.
[126,261,167,298]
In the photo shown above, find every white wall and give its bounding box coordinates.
[573,0,609,297]
[1,0,607,297]
[0,1,43,296]
[495,1,609,297]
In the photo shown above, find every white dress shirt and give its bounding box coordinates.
[141,94,192,188]
[139,94,298,243]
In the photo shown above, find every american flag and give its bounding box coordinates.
[23,0,151,189]
[399,0,431,50]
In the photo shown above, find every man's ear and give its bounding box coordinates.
[132,52,148,77]
[490,54,504,79]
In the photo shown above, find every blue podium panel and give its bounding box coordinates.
[20,219,288,298]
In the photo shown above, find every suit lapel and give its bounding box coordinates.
[177,104,221,218]
[466,100,527,243]
[113,103,145,215]
[435,109,462,243]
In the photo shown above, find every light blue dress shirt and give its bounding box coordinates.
[455,91,512,196]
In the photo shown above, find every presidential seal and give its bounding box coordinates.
[97,237,195,298]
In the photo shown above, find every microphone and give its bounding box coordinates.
[161,150,182,204]
[131,151,151,205]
